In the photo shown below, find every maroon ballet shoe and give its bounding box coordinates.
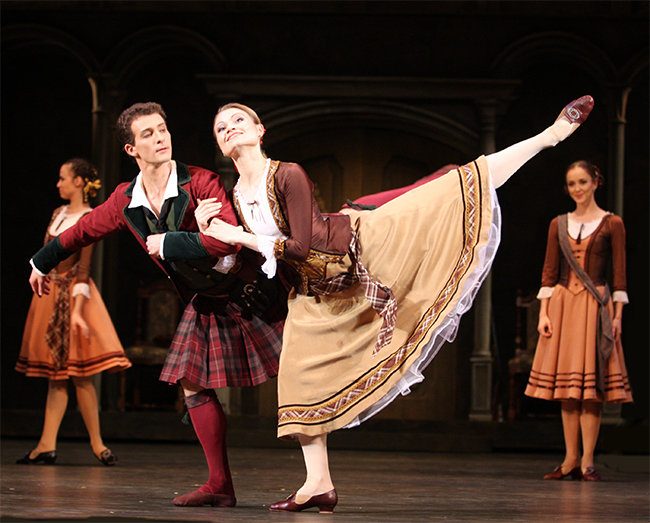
[269,488,338,513]
[581,467,601,481]
[172,489,236,507]
[543,465,582,480]
[555,95,594,140]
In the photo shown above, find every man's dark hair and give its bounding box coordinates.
[116,102,167,147]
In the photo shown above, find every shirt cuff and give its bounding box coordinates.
[72,283,91,299]
[213,254,237,274]
[536,286,554,300]
[257,235,278,278]
[159,233,167,260]
[30,258,47,277]
[612,290,629,304]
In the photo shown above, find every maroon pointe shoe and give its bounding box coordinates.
[556,95,595,126]
[172,489,236,507]
[269,488,338,513]
[543,465,582,480]
[581,467,601,481]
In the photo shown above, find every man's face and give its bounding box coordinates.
[125,113,172,166]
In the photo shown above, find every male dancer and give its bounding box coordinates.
[29,102,286,508]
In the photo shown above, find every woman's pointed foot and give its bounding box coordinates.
[172,488,237,507]
[16,449,57,465]
[549,95,595,144]
[557,95,594,126]
[269,488,338,513]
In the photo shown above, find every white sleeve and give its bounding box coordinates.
[30,259,47,277]
[158,233,167,260]
[536,286,554,300]
[612,290,629,304]
[72,283,91,299]
[257,235,278,278]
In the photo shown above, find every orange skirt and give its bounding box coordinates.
[525,285,632,403]
[16,276,131,379]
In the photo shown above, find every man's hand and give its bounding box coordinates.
[29,268,50,297]
[146,234,164,258]
[195,198,223,233]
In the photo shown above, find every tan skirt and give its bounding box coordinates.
[277,156,499,438]
[16,276,131,379]
[525,284,633,404]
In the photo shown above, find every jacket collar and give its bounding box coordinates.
[122,160,191,240]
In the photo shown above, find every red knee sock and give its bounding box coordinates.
[186,389,235,497]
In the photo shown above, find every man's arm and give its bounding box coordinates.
[29,185,129,294]
[161,167,240,260]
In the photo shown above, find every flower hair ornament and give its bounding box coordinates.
[83,176,102,203]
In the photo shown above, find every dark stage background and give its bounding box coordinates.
[2,1,648,448]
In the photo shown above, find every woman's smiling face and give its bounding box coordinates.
[214,108,265,158]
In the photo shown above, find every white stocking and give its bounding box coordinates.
[295,433,335,503]
[486,116,575,189]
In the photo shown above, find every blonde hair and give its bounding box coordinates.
[214,103,262,127]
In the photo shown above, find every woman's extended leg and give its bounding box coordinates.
[172,380,236,507]
[486,95,594,188]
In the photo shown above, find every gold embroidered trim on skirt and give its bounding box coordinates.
[278,160,485,430]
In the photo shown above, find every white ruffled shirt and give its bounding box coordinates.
[233,159,286,278]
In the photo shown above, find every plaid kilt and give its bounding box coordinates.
[159,293,284,388]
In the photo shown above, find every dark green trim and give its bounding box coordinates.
[32,237,74,274]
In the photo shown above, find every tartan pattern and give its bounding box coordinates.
[44,266,78,372]
[159,294,284,389]
[310,231,397,356]
[278,161,484,429]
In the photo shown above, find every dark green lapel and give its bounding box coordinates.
[122,177,149,241]
[121,163,192,238]
[173,162,191,232]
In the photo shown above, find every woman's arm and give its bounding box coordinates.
[274,163,315,262]
[70,242,93,339]
[205,218,259,252]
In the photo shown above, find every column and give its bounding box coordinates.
[469,99,498,421]
[602,86,630,424]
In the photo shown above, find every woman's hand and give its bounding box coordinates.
[195,198,223,233]
[205,218,245,245]
[611,317,622,341]
[71,311,90,339]
[537,314,553,337]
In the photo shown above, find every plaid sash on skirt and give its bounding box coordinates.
[44,265,78,371]
[310,231,397,356]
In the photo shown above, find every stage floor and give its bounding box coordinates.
[1,438,648,522]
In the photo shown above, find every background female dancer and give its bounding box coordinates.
[197,95,595,512]
[16,158,131,466]
[525,160,633,481]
